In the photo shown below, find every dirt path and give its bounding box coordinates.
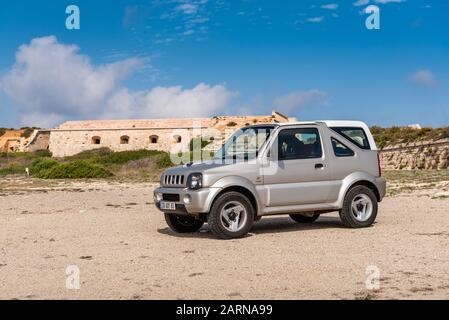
[1,179,449,300]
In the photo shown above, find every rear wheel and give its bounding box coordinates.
[208,192,254,239]
[339,185,378,228]
[164,213,204,233]
[289,212,320,223]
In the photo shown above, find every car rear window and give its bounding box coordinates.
[330,127,371,150]
[331,138,355,157]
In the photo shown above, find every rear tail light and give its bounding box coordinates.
[377,152,382,177]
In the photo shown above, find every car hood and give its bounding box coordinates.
[162,160,257,176]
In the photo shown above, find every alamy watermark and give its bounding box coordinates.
[66,265,80,290]
[66,5,80,30]
[365,5,380,30]
[365,265,380,290]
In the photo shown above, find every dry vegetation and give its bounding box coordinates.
[0,148,172,181]
[384,169,449,196]
[0,138,217,181]
[371,126,449,149]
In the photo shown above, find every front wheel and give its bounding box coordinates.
[208,192,254,239]
[164,213,204,233]
[289,212,320,223]
[339,185,378,228]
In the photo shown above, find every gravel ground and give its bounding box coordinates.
[1,178,449,300]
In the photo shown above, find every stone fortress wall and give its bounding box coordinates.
[24,130,51,152]
[48,111,294,158]
[0,129,50,153]
[379,139,449,170]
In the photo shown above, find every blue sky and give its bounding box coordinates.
[0,0,448,128]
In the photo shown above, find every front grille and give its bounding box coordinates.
[163,174,185,186]
[162,193,180,202]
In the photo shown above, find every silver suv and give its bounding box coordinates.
[154,121,386,239]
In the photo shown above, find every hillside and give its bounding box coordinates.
[371,126,449,149]
[373,126,449,170]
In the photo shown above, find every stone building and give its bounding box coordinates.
[25,130,51,152]
[0,129,50,153]
[49,111,295,158]
[0,130,23,153]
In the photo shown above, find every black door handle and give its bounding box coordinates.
[315,163,325,169]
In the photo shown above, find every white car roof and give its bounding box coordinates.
[276,120,377,150]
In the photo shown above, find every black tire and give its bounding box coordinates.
[339,185,378,228]
[208,192,255,239]
[164,213,204,233]
[289,213,320,223]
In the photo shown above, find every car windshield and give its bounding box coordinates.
[215,126,275,161]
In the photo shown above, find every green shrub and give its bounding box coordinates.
[0,128,5,138]
[227,121,238,127]
[189,138,211,152]
[156,153,173,169]
[33,149,52,158]
[35,160,113,179]
[0,152,35,159]
[67,147,113,160]
[29,158,58,175]
[0,164,26,176]
[371,126,449,148]
[98,150,169,165]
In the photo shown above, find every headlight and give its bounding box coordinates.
[187,173,203,190]
[154,192,163,202]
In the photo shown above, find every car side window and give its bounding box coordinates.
[330,127,371,150]
[331,138,355,157]
[277,128,323,160]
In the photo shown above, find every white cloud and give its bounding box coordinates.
[353,0,370,6]
[321,4,339,10]
[273,89,328,113]
[176,3,199,15]
[183,29,195,36]
[353,0,406,5]
[307,16,325,23]
[105,83,237,119]
[374,0,406,3]
[354,0,406,13]
[1,36,236,127]
[408,69,438,87]
[1,36,142,127]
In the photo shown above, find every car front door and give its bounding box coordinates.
[262,126,333,207]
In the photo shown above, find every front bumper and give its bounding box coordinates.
[154,186,222,215]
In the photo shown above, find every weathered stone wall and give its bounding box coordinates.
[0,130,31,153]
[49,128,199,157]
[380,139,449,170]
[25,130,50,152]
[48,111,295,157]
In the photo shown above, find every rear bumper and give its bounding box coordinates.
[374,177,387,201]
[153,186,222,215]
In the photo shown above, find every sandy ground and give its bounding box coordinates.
[1,177,449,300]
